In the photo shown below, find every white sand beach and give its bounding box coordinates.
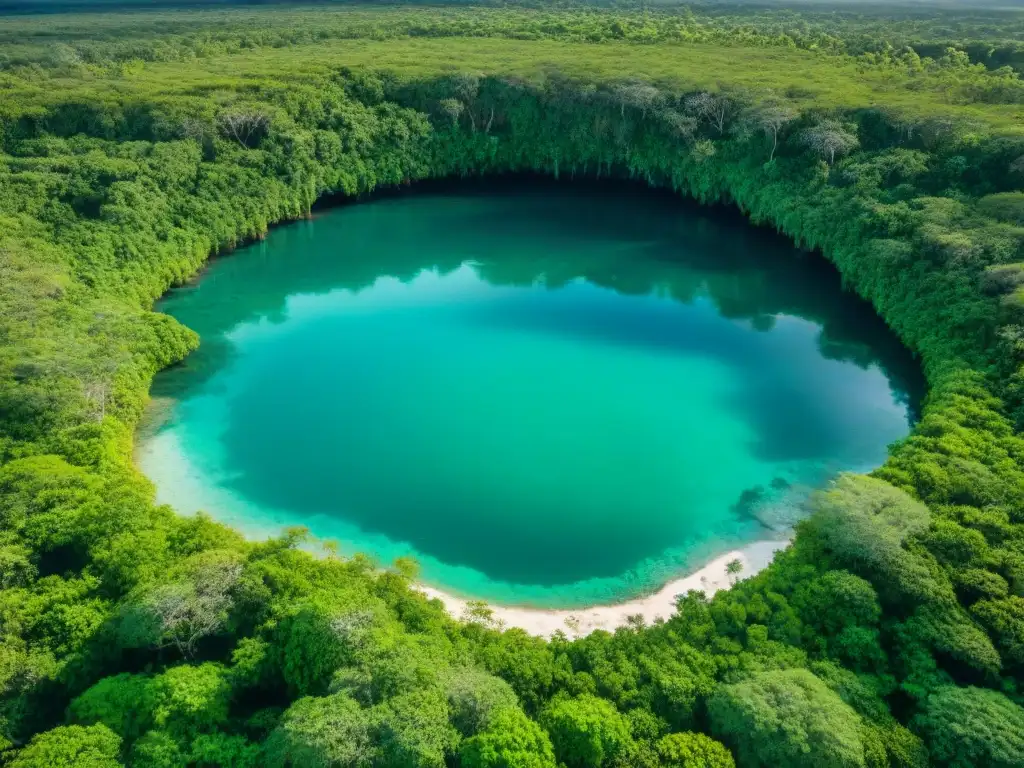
[416,538,791,638]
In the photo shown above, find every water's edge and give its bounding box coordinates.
[418,538,792,638]
[135,179,920,612]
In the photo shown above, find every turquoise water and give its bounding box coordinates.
[137,179,922,608]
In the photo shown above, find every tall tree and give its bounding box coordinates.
[8,724,122,768]
[539,694,632,768]
[708,669,868,768]
[459,707,557,768]
[911,686,1024,768]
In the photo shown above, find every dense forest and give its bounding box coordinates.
[4,2,1024,76]
[1,2,1024,766]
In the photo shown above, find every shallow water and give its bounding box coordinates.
[137,179,923,608]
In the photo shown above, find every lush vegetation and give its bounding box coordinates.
[2,2,1024,766]
[3,2,1024,79]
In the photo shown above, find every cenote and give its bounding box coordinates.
[137,178,924,608]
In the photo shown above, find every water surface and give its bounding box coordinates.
[138,179,922,607]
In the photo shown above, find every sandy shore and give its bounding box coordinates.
[416,538,791,638]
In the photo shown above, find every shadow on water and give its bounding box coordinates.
[146,176,926,588]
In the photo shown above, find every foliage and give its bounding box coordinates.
[7,724,121,768]
[656,731,736,768]
[0,3,1024,767]
[911,686,1024,768]
[263,693,374,768]
[459,706,557,768]
[538,694,631,767]
[445,667,520,736]
[69,673,156,741]
[708,668,869,768]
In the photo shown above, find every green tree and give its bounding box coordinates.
[725,559,744,583]
[9,724,122,768]
[912,686,1024,768]
[800,119,859,164]
[331,630,445,706]
[118,552,243,658]
[793,570,881,634]
[739,97,796,162]
[656,732,736,768]
[70,673,156,741]
[149,663,232,738]
[130,731,186,768]
[445,667,519,736]
[189,733,261,767]
[459,707,557,768]
[473,629,557,712]
[977,192,1024,225]
[373,688,457,768]
[539,694,632,768]
[921,521,989,568]
[898,604,1002,679]
[708,669,867,768]
[971,596,1024,668]
[801,475,947,607]
[263,693,374,768]
[275,599,366,697]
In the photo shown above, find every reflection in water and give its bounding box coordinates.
[139,178,923,608]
